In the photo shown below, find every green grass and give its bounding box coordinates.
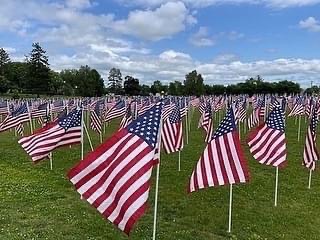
[0,112,319,240]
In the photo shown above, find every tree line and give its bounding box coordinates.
[0,44,303,97]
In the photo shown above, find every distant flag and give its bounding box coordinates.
[162,105,183,154]
[247,106,287,168]
[189,107,250,193]
[90,100,103,134]
[119,103,133,129]
[0,103,29,133]
[18,109,82,162]
[303,106,320,171]
[0,100,8,115]
[104,100,126,122]
[68,102,163,235]
[288,97,304,117]
[198,103,213,142]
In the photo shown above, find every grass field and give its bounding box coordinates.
[1,111,319,240]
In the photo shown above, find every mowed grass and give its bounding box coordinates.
[0,111,320,240]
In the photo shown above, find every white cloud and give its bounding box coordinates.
[65,0,93,9]
[112,2,196,41]
[3,47,17,54]
[189,27,215,47]
[116,0,320,9]
[213,53,239,64]
[299,17,320,32]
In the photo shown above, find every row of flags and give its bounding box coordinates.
[1,94,320,237]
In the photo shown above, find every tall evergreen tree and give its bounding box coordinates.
[26,42,50,95]
[108,67,122,94]
[0,48,11,76]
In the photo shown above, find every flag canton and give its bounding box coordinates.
[38,103,47,110]
[169,106,181,124]
[212,108,236,139]
[128,103,162,148]
[58,109,82,130]
[54,100,64,107]
[311,108,319,135]
[266,107,285,132]
[94,100,103,116]
[12,103,28,117]
[0,101,7,108]
[204,102,212,115]
[115,100,125,109]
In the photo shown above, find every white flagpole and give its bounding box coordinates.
[308,169,312,189]
[178,151,181,172]
[81,108,84,160]
[298,115,301,142]
[83,120,94,151]
[185,99,189,145]
[228,184,233,233]
[274,167,279,207]
[49,152,53,170]
[153,107,163,240]
[27,104,33,134]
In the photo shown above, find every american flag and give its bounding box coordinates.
[104,100,126,122]
[162,104,183,154]
[52,99,65,113]
[138,98,153,116]
[247,106,287,168]
[15,123,24,136]
[288,97,304,117]
[90,100,103,134]
[189,107,250,192]
[198,103,213,142]
[32,102,48,119]
[0,103,29,133]
[0,100,8,115]
[305,97,313,119]
[258,97,266,119]
[179,98,188,118]
[18,109,82,162]
[68,102,163,235]
[189,97,200,108]
[303,106,319,171]
[214,96,225,113]
[269,96,280,112]
[119,103,133,129]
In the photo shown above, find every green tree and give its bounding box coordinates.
[151,80,167,95]
[25,42,50,95]
[184,70,204,96]
[60,69,78,96]
[140,84,151,96]
[5,62,29,92]
[108,68,122,94]
[168,81,184,95]
[124,75,140,96]
[0,48,10,76]
[76,65,105,97]
[0,48,11,93]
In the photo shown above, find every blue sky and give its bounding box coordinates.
[1,0,320,87]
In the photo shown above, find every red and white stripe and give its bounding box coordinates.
[18,123,81,162]
[162,119,183,154]
[188,131,249,192]
[247,124,287,167]
[68,129,157,235]
[0,113,30,133]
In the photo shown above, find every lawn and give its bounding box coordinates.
[0,111,319,240]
